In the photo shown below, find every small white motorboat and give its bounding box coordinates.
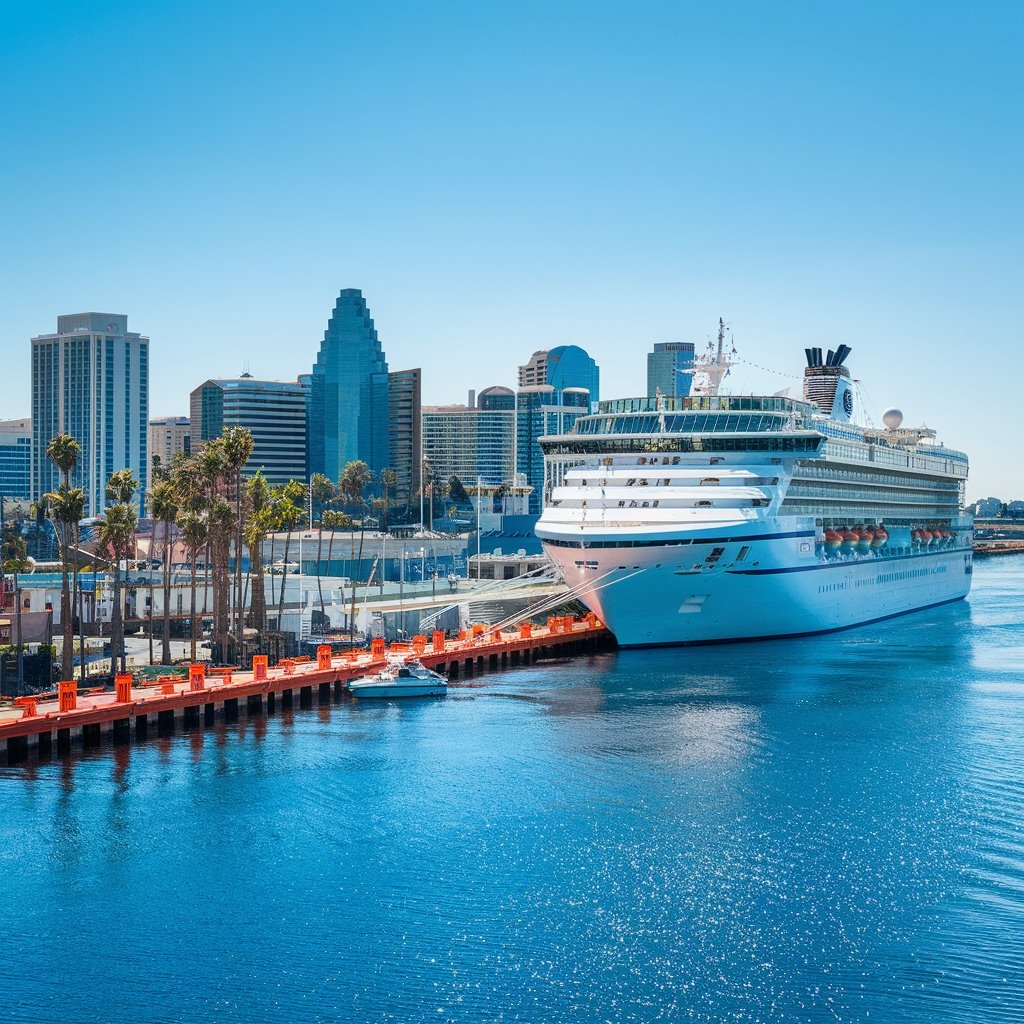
[348,658,448,698]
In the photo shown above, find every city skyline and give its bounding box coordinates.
[4,2,1021,500]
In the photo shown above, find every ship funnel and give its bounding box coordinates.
[803,345,853,420]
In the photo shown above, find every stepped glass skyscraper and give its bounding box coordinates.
[308,289,390,481]
[31,313,149,516]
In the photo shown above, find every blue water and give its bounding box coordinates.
[3,560,1023,1023]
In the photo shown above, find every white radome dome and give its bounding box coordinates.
[882,408,904,430]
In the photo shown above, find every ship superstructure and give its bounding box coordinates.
[535,339,972,646]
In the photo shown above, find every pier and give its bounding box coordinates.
[0,616,610,762]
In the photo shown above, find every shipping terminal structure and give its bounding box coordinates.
[535,325,973,646]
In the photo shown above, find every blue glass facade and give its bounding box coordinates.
[309,289,390,482]
[647,342,695,399]
[516,386,589,513]
[545,346,600,409]
[0,420,31,500]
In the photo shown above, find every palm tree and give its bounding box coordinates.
[273,480,307,632]
[101,469,139,675]
[177,510,208,663]
[340,460,373,644]
[45,434,82,678]
[206,497,235,663]
[379,467,397,532]
[46,485,84,678]
[310,473,335,620]
[221,427,255,644]
[243,472,274,640]
[149,478,178,665]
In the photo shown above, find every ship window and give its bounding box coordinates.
[706,546,725,563]
[663,478,670,485]
[695,500,713,507]
[672,457,681,465]
[641,501,650,508]
[638,457,647,465]
[737,546,750,561]
[618,501,625,507]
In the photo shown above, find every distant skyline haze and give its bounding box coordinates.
[2,0,1021,499]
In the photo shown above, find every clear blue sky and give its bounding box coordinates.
[2,0,1021,499]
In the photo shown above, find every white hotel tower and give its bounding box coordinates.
[31,313,149,516]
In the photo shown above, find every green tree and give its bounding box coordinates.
[221,427,255,644]
[447,475,470,505]
[45,433,82,678]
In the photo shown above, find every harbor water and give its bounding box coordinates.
[2,559,1023,1023]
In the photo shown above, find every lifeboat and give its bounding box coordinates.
[871,526,889,548]
[825,529,842,555]
[921,528,934,547]
[912,529,924,547]
[856,526,873,553]
[841,528,858,553]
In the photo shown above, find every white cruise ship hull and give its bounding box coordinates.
[542,539,973,646]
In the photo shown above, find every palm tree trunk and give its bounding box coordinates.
[324,527,336,624]
[60,522,73,679]
[110,560,122,676]
[349,523,366,645]
[276,530,292,629]
[161,516,172,664]
[315,523,325,622]
[189,548,198,663]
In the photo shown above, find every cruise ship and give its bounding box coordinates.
[535,326,972,646]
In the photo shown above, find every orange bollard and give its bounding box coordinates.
[458,629,468,641]
[371,638,386,659]
[412,635,427,654]
[317,644,332,670]
[252,655,269,681]
[115,673,133,703]
[471,623,484,638]
[520,622,532,639]
[432,630,445,653]
[586,611,597,628]
[161,680,177,695]
[189,664,206,691]
[282,659,295,675]
[58,680,77,712]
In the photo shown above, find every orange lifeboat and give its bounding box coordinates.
[871,525,888,548]
[856,526,873,553]
[825,529,842,554]
[912,529,924,547]
[921,528,934,546]
[841,527,857,552]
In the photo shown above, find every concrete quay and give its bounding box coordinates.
[0,616,610,762]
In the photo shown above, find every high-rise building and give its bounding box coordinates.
[0,418,31,501]
[478,385,515,411]
[517,345,599,410]
[387,368,421,504]
[647,342,696,399]
[31,313,149,515]
[189,376,306,485]
[308,289,390,483]
[148,416,191,474]
[422,388,515,490]
[516,385,590,514]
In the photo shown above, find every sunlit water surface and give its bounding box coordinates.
[3,559,1023,1023]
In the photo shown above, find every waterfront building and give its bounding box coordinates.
[0,418,31,501]
[387,368,422,504]
[308,289,390,482]
[422,389,515,489]
[647,341,696,399]
[518,345,599,409]
[31,313,149,516]
[148,415,191,474]
[516,385,589,513]
[189,376,306,484]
